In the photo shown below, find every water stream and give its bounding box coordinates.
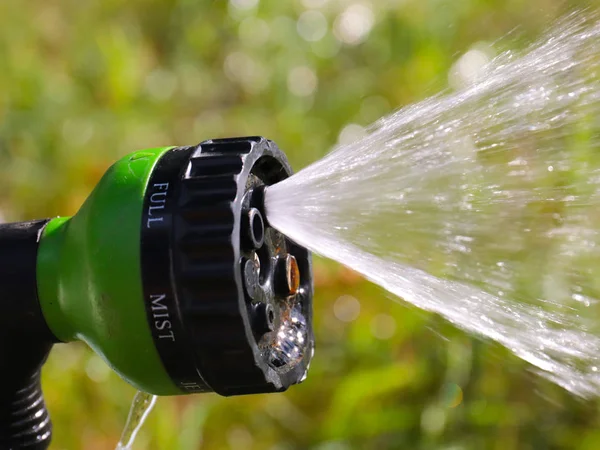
[115,391,157,450]
[265,12,600,398]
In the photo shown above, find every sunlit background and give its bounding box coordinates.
[1,0,600,449]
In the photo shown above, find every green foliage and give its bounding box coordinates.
[1,0,599,449]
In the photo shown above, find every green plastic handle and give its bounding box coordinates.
[37,147,180,395]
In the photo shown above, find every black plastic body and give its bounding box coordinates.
[0,220,55,449]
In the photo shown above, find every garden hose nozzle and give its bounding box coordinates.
[0,137,314,449]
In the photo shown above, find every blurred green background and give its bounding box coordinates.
[1,0,600,449]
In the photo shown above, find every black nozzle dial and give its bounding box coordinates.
[140,137,314,396]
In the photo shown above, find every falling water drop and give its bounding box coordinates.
[115,391,157,450]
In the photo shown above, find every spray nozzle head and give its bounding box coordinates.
[140,137,314,396]
[0,137,313,448]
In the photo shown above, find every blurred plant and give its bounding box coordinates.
[1,0,599,449]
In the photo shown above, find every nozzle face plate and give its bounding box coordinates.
[140,137,313,396]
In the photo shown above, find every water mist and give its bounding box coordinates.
[266,13,600,398]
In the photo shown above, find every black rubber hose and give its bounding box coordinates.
[0,341,52,449]
[0,220,56,449]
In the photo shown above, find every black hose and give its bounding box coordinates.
[0,220,56,449]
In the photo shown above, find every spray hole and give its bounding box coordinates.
[250,208,265,247]
[267,307,275,326]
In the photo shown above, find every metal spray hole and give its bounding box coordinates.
[244,208,265,249]
[253,302,276,336]
[243,255,260,300]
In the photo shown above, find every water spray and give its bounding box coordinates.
[266,14,600,398]
[0,137,314,449]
